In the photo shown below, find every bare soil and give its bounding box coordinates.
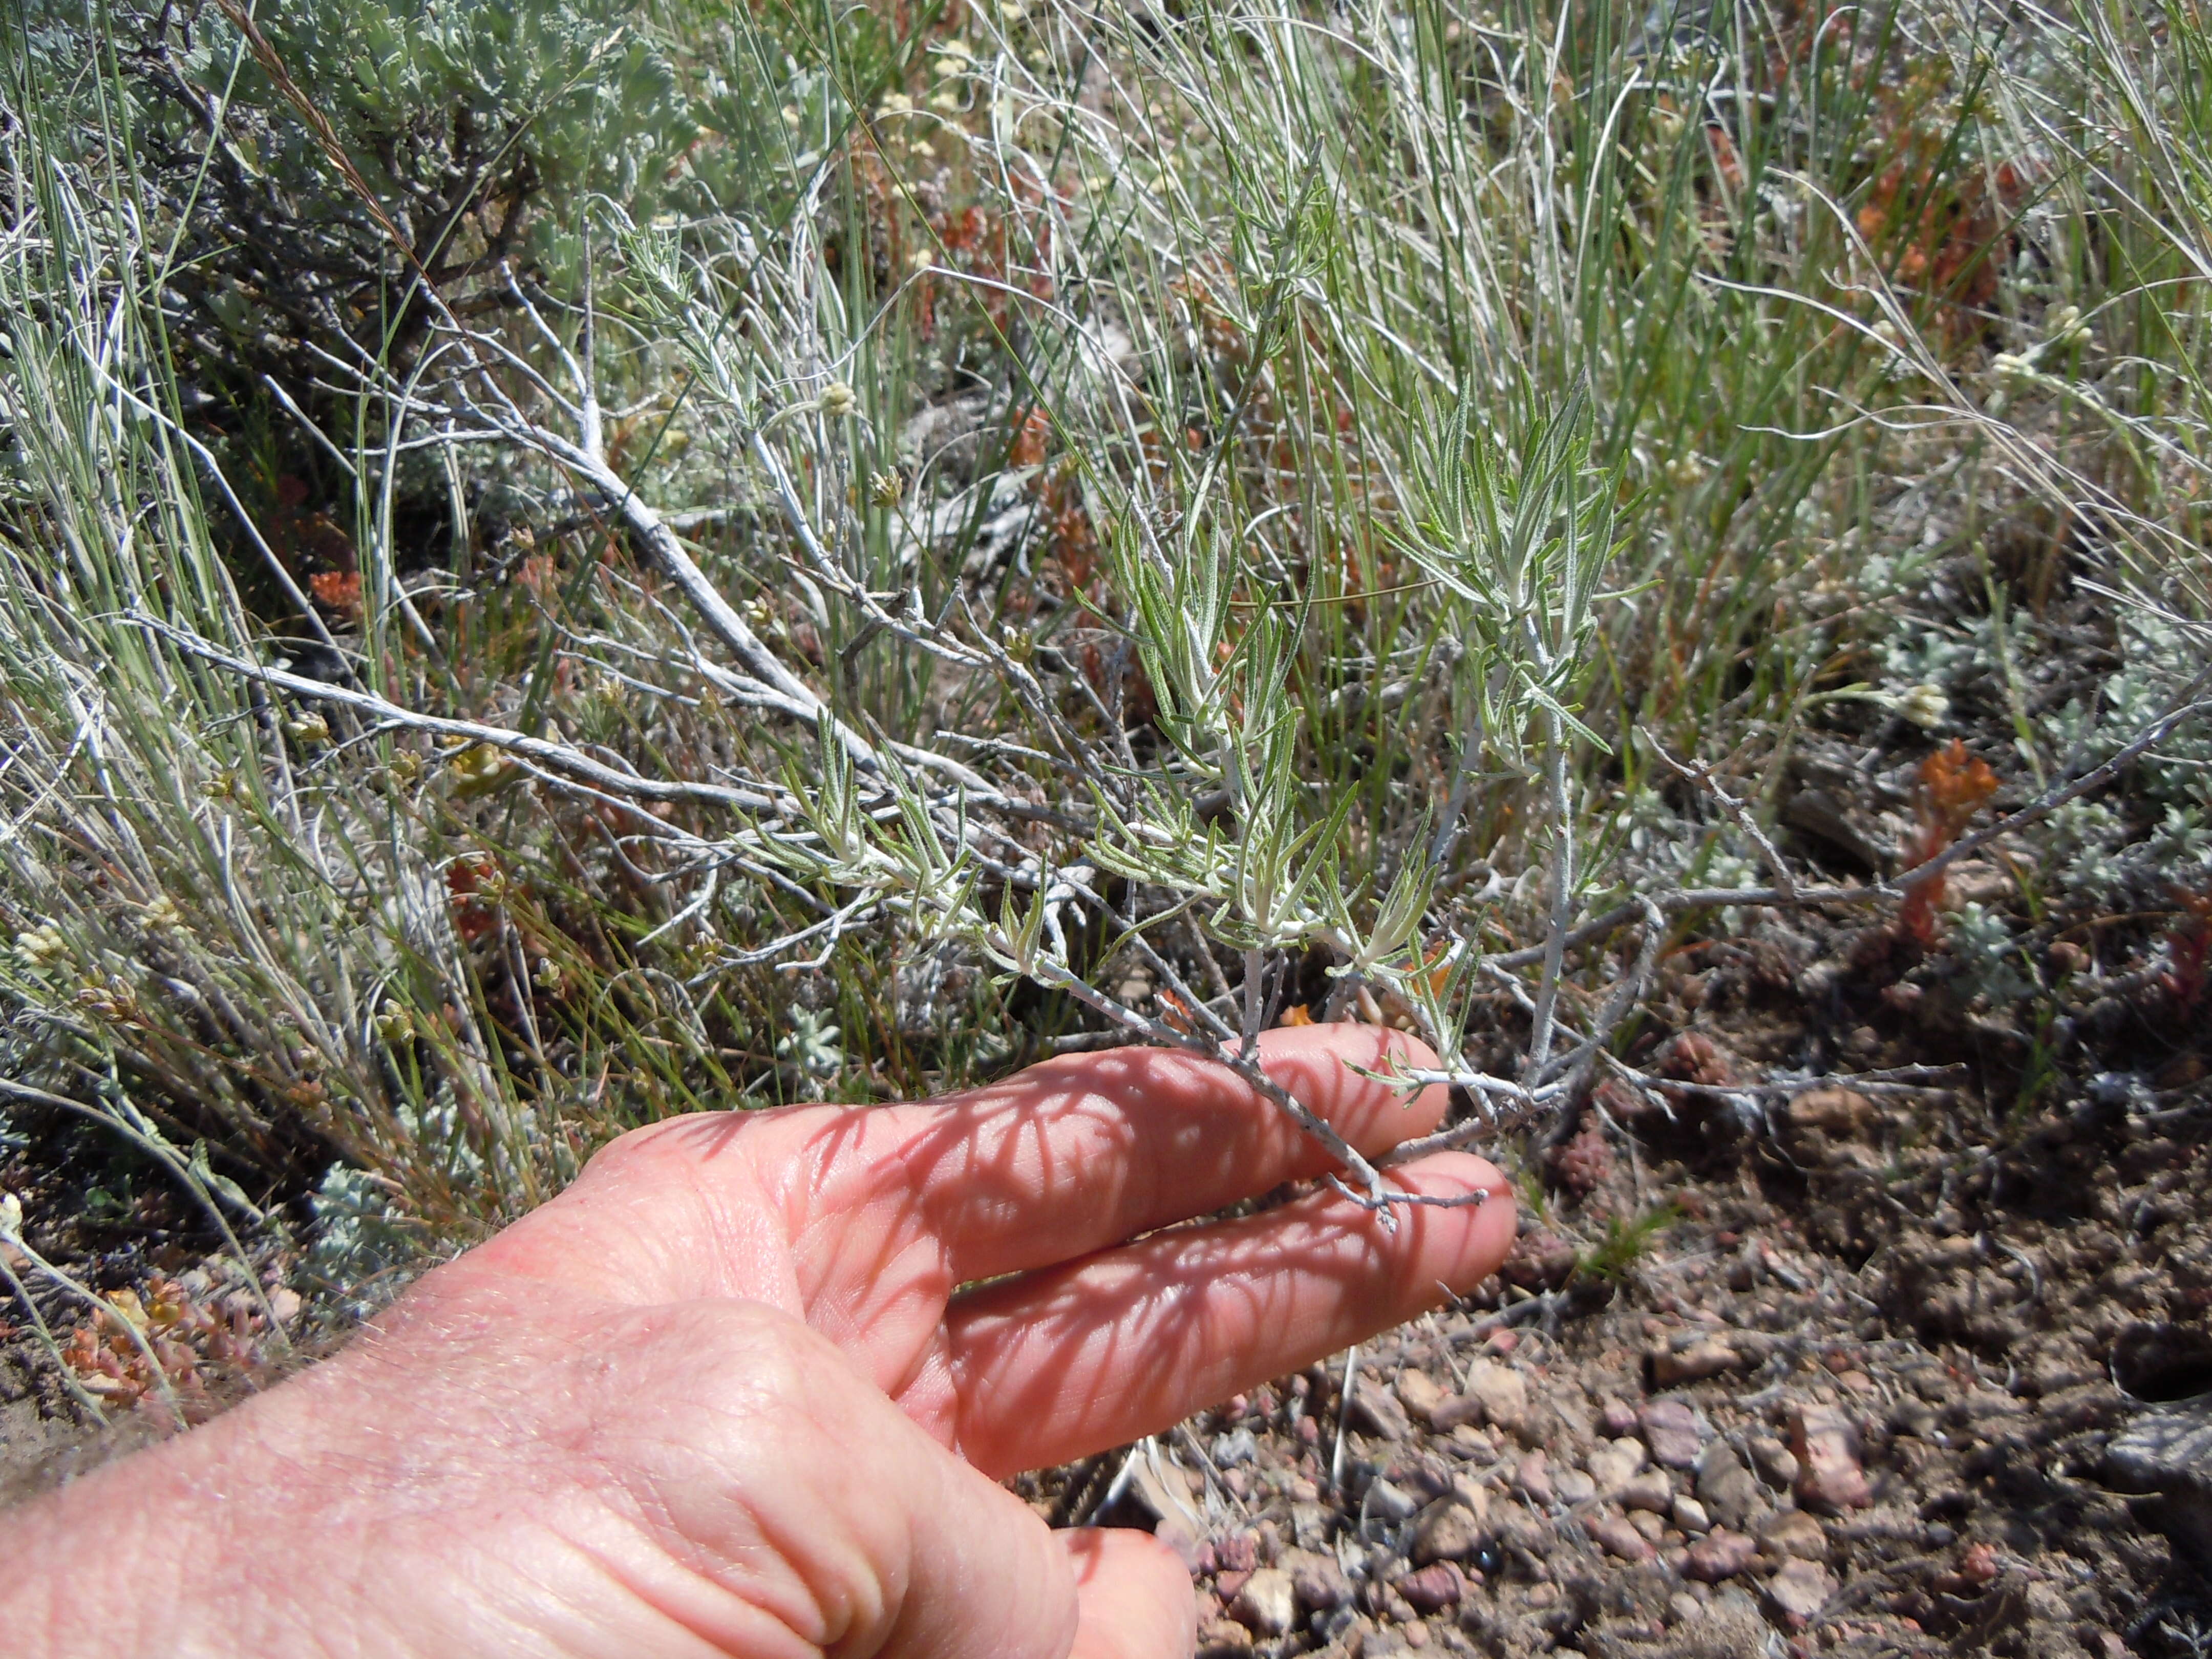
[1022,900,2212,1659]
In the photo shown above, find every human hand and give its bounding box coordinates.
[0,1023,1513,1657]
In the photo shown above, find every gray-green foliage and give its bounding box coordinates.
[3,0,2211,1289]
[224,0,693,216]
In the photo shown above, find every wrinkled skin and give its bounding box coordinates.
[0,1024,1514,1657]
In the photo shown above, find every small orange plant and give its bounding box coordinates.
[2161,889,2212,1012]
[1899,739,2000,944]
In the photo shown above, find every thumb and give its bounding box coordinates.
[1062,1530,1196,1659]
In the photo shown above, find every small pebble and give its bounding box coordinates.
[1515,1450,1555,1507]
[1363,1478,1421,1526]
[1351,1381,1413,1440]
[1639,1399,1706,1470]
[1464,1359,1531,1436]
[1586,1511,1655,1562]
[1747,1434,1799,1488]
[1683,1528,1757,1581]
[1586,1438,1648,1495]
[1396,1561,1467,1613]
[1411,1494,1491,1566]
[1790,1402,1871,1512]
[1620,1470,1675,1513]
[1757,1509,1828,1562]
[1650,1340,1741,1386]
[1696,1441,1763,1530]
[1766,1558,1840,1625]
[1229,1568,1296,1636]
[1395,1368,1447,1427]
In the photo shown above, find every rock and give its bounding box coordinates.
[1651,1341,1741,1386]
[1639,1399,1706,1470]
[1465,1360,1530,1436]
[1352,1378,1413,1440]
[1586,1438,1648,1495]
[1446,1469,1492,1514]
[1585,1511,1655,1562]
[1396,1368,1447,1426]
[1363,1478,1422,1526]
[1787,1087,1875,1134]
[1287,1549,1352,1612]
[1684,1529,1758,1581]
[1697,1441,1763,1530]
[1790,1403,1871,1512]
[1198,1617,1256,1655]
[1216,1530,1261,1573]
[1230,1568,1298,1636]
[1747,1434,1799,1490]
[1396,1561,1467,1613]
[1764,1558,1838,1624]
[1620,1471,1676,1514]
[1515,1450,1555,1507]
[1429,1391,1484,1432]
[1672,1495,1712,1534]
[1601,1398,1641,1438]
[1555,1467,1598,1505]
[1756,1509,1829,1562]
[1411,1493,1492,1564]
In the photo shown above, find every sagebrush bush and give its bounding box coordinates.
[2,0,2208,1339]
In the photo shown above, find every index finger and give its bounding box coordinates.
[814,1022,1452,1287]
